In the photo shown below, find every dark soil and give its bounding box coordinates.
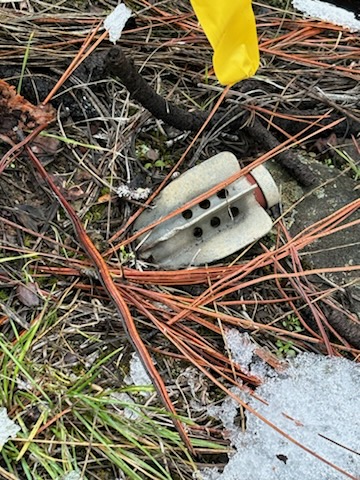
[0,1,359,478]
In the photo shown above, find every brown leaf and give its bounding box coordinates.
[0,79,55,135]
[146,148,159,162]
[13,204,46,232]
[66,185,86,200]
[314,133,338,154]
[31,136,60,155]
[17,282,40,307]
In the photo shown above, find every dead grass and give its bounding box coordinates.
[0,0,359,479]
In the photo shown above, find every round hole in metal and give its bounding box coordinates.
[193,227,203,238]
[182,209,193,220]
[199,199,211,209]
[217,189,228,199]
[210,217,221,228]
[229,206,239,218]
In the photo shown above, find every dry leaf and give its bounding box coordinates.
[0,79,55,135]
[17,282,40,307]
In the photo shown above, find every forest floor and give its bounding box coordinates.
[0,1,359,479]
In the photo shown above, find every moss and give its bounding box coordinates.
[0,289,9,301]
[84,204,106,223]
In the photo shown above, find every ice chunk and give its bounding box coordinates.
[62,472,81,480]
[202,353,360,480]
[225,330,255,369]
[208,388,242,433]
[0,408,20,449]
[110,391,140,420]
[104,3,132,44]
[293,0,360,31]
[116,184,151,201]
[225,329,274,381]
[125,352,152,397]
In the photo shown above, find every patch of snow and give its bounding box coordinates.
[293,0,360,31]
[0,408,21,449]
[202,351,360,480]
[104,3,132,44]
[125,353,152,397]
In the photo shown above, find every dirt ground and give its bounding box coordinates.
[0,1,359,479]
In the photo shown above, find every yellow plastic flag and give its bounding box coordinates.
[190,0,259,85]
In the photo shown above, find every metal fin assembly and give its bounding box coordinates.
[133,152,280,268]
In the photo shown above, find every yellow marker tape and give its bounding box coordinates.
[190,0,259,85]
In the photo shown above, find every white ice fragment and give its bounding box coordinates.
[225,329,255,369]
[202,353,360,480]
[225,329,273,381]
[104,3,132,44]
[116,184,151,201]
[125,353,152,397]
[16,378,33,391]
[0,408,21,449]
[207,387,242,434]
[84,351,99,369]
[110,391,140,420]
[62,472,81,480]
[292,0,360,32]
